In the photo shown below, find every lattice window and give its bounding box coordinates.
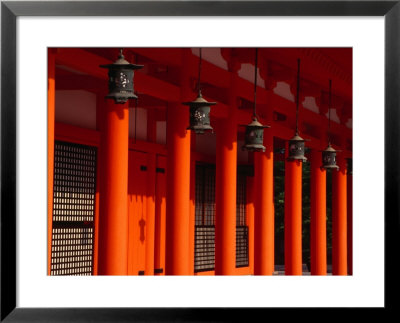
[236,226,249,268]
[236,171,249,268]
[50,141,97,276]
[194,164,216,272]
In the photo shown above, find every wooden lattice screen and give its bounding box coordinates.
[50,141,97,276]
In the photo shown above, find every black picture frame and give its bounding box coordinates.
[1,1,399,321]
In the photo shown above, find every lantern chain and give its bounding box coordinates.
[134,93,138,143]
[295,59,301,135]
[328,79,332,145]
[253,48,258,118]
[198,48,203,97]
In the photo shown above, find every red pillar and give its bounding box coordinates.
[215,59,238,275]
[332,155,347,275]
[47,49,56,275]
[284,155,303,275]
[154,156,167,275]
[310,150,327,275]
[98,98,130,275]
[94,93,107,275]
[165,49,191,275]
[347,162,353,275]
[145,153,156,275]
[254,120,274,275]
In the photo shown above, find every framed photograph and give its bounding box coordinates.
[1,1,398,321]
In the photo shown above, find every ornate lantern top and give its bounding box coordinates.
[324,143,336,152]
[100,49,143,70]
[289,133,305,142]
[183,92,216,107]
[246,116,269,129]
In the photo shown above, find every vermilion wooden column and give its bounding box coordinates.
[254,121,274,275]
[47,49,56,275]
[144,108,156,275]
[98,99,130,275]
[94,93,107,275]
[284,152,303,275]
[310,150,327,275]
[145,153,156,275]
[154,156,167,275]
[347,162,353,275]
[189,154,196,274]
[215,60,239,275]
[332,155,347,275]
[165,49,191,275]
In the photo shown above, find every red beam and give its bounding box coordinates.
[55,48,352,154]
[55,122,100,146]
[56,48,180,103]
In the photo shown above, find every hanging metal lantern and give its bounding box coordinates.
[184,48,216,134]
[287,133,307,161]
[321,80,339,170]
[183,93,216,134]
[241,117,270,152]
[287,59,307,162]
[321,143,339,170]
[242,48,270,153]
[100,49,143,104]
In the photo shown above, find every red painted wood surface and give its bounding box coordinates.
[254,130,275,275]
[50,47,352,276]
[154,156,167,275]
[347,171,353,275]
[128,151,148,275]
[310,150,327,275]
[165,49,192,275]
[284,159,303,275]
[97,100,130,275]
[47,49,56,275]
[332,155,348,275]
[215,65,238,275]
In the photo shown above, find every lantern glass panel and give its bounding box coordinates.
[106,69,137,103]
[245,126,263,146]
[242,126,266,152]
[188,105,212,134]
[288,140,306,160]
[322,148,339,170]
